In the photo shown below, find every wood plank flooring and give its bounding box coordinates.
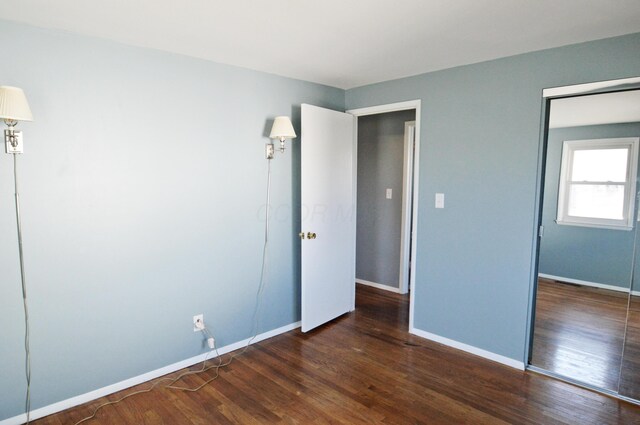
[620,295,640,400]
[531,278,629,391]
[33,284,640,424]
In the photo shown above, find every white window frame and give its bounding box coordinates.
[556,137,639,230]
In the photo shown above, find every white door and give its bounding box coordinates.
[301,104,356,332]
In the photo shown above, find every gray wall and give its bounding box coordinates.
[539,123,640,289]
[356,110,415,289]
[0,20,344,421]
[346,32,640,362]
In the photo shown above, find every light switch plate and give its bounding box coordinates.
[386,188,392,199]
[435,193,445,208]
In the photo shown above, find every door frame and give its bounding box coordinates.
[347,100,422,330]
[400,121,416,294]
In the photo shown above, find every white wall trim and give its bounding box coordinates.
[543,76,640,98]
[356,279,404,294]
[633,291,640,297]
[410,327,525,371]
[0,321,301,425]
[539,273,630,293]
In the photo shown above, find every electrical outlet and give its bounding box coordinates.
[193,314,204,332]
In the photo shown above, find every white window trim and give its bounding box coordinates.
[556,137,639,231]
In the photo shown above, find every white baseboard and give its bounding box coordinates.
[539,273,630,293]
[632,291,640,297]
[410,327,525,371]
[356,279,405,294]
[0,321,301,425]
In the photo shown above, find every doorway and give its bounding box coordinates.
[347,100,421,330]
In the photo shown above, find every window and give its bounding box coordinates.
[557,137,639,230]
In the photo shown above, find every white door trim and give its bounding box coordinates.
[542,76,640,98]
[399,121,416,294]
[350,110,358,311]
[347,100,422,331]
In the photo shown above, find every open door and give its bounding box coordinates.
[300,104,356,332]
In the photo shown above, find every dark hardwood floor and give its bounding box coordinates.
[33,284,640,424]
[531,278,629,392]
[620,295,640,400]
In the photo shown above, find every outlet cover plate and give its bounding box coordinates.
[193,314,204,332]
[266,143,275,159]
[5,130,24,154]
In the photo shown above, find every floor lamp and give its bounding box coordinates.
[1,85,34,424]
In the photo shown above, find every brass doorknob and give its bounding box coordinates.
[307,232,317,239]
[299,232,305,240]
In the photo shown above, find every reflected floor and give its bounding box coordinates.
[620,295,640,399]
[531,277,629,391]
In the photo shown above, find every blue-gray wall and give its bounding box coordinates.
[0,20,344,421]
[634,225,640,293]
[346,32,640,362]
[356,110,415,289]
[539,123,640,289]
[2,16,640,421]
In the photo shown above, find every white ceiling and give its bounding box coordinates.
[1,0,640,89]
[550,90,640,128]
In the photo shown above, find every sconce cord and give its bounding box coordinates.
[247,157,270,347]
[13,153,32,425]
[72,154,275,424]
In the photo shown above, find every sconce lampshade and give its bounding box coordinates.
[269,116,296,140]
[0,86,33,122]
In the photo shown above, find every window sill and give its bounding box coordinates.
[555,220,634,231]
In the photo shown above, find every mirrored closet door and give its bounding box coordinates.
[530,85,640,400]
[620,226,640,399]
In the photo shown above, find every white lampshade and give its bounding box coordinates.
[269,116,296,140]
[0,86,33,122]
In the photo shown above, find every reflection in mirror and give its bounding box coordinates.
[620,218,640,399]
[531,89,640,394]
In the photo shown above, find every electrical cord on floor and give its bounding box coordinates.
[72,377,174,425]
[13,154,32,425]
[72,159,274,424]
[73,334,222,425]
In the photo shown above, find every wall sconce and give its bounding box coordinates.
[1,86,33,154]
[0,85,33,424]
[266,116,296,159]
